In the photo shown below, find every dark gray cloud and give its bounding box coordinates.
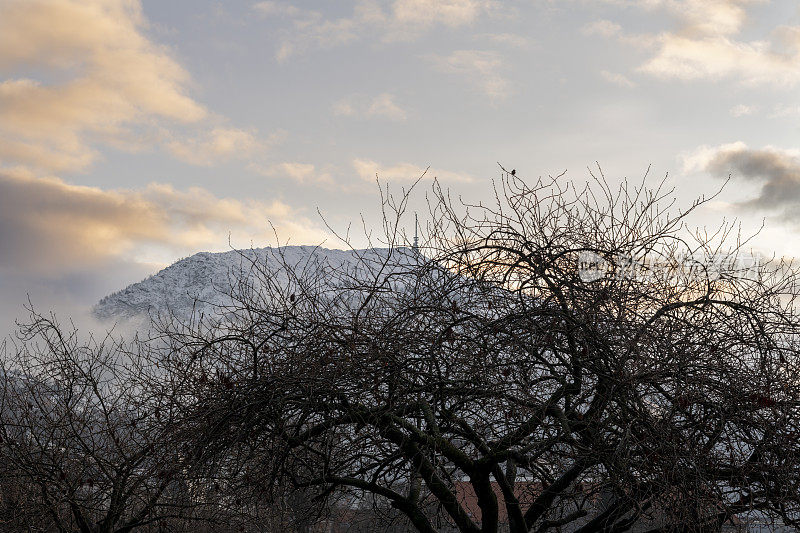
[0,259,155,340]
[703,145,800,215]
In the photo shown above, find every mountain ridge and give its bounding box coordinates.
[93,245,415,322]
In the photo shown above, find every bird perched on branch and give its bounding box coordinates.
[511,169,516,176]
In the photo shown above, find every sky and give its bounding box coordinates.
[1,0,800,332]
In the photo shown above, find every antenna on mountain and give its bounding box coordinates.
[412,213,419,254]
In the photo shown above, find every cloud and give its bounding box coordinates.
[333,100,356,116]
[587,0,800,87]
[0,168,329,333]
[685,142,800,218]
[252,161,336,186]
[770,104,800,118]
[730,104,756,117]
[254,0,500,60]
[252,1,308,17]
[368,93,408,120]
[639,33,800,86]
[253,2,368,61]
[591,0,751,36]
[353,158,475,183]
[167,127,278,166]
[0,170,329,276]
[0,255,159,339]
[0,0,276,173]
[0,0,208,173]
[272,162,317,182]
[600,70,637,88]
[650,0,751,37]
[333,93,408,121]
[725,103,800,118]
[478,33,531,49]
[427,50,510,100]
[390,0,497,28]
[681,141,747,173]
[582,19,623,38]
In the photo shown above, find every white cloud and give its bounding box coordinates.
[167,127,273,166]
[390,0,497,28]
[652,0,751,36]
[252,1,309,17]
[427,50,511,100]
[770,103,800,118]
[252,161,336,186]
[254,0,500,60]
[639,34,800,86]
[587,0,800,88]
[479,33,531,48]
[730,104,756,117]
[582,19,623,38]
[334,93,408,121]
[253,2,364,61]
[600,70,637,88]
[681,141,749,174]
[353,158,475,183]
[275,162,316,182]
[368,93,408,120]
[333,100,356,116]
[593,0,753,36]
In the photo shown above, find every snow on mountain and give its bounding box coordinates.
[93,246,418,322]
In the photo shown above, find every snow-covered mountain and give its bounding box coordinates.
[93,246,417,322]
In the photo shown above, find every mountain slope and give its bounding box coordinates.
[93,246,416,322]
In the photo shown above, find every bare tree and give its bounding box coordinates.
[160,169,800,532]
[6,168,800,532]
[0,309,237,532]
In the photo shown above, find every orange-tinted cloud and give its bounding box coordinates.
[0,170,329,275]
[0,0,210,172]
[0,0,276,173]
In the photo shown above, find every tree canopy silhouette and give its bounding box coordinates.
[5,168,800,532]
[161,169,800,532]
